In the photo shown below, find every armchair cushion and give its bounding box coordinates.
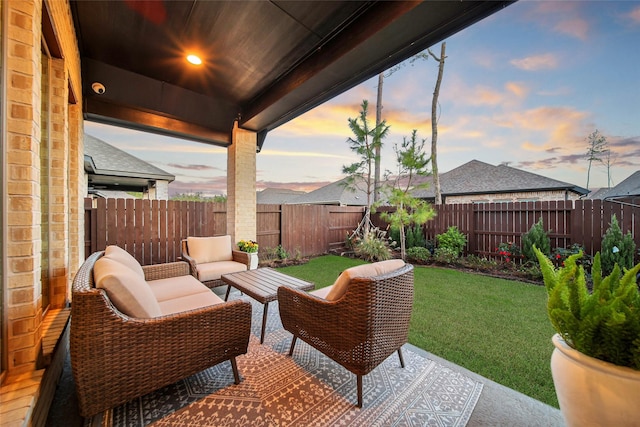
[196,260,247,282]
[104,244,144,278]
[325,259,406,301]
[159,291,224,316]
[148,275,216,302]
[93,257,161,318]
[187,236,233,264]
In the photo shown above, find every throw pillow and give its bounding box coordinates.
[104,245,145,279]
[94,256,161,318]
[325,259,406,301]
[187,235,233,264]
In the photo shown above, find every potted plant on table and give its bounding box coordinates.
[238,239,259,270]
[533,246,640,427]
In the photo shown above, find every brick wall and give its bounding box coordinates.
[227,122,257,245]
[3,0,82,377]
[445,190,582,204]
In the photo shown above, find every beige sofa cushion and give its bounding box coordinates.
[147,275,211,302]
[324,259,406,301]
[93,257,161,318]
[159,291,224,316]
[187,236,233,264]
[104,245,144,279]
[197,260,247,282]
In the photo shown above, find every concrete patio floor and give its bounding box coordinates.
[46,342,564,426]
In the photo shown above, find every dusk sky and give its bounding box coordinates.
[85,1,640,197]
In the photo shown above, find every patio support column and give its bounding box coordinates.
[227,121,257,246]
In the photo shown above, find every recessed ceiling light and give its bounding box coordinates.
[186,54,202,65]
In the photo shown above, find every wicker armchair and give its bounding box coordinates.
[181,237,251,289]
[70,251,252,417]
[278,263,414,408]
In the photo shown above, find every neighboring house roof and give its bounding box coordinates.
[288,176,369,206]
[587,171,640,199]
[84,134,175,192]
[412,160,589,199]
[257,188,306,204]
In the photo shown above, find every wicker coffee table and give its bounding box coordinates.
[222,268,314,343]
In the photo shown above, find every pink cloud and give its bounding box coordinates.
[510,53,558,71]
[554,18,589,40]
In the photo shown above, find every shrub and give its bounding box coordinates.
[497,241,521,263]
[601,214,636,276]
[388,226,401,248]
[433,247,460,263]
[411,224,427,248]
[550,243,591,270]
[522,218,551,262]
[405,226,416,249]
[436,226,467,257]
[406,246,431,263]
[354,231,392,262]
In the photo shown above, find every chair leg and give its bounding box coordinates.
[288,336,297,356]
[398,347,405,368]
[357,374,363,408]
[231,357,241,384]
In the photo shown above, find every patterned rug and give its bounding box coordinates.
[86,297,483,427]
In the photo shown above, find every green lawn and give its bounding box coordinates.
[277,255,558,408]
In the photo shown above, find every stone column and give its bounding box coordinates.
[226,121,256,246]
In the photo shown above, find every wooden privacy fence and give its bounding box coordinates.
[86,198,640,265]
[84,198,365,264]
[374,198,640,260]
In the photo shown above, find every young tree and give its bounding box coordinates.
[585,129,609,190]
[343,99,390,236]
[427,42,446,205]
[377,130,435,260]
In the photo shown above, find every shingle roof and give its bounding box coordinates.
[587,170,640,199]
[412,160,588,198]
[84,134,174,181]
[257,188,307,204]
[288,176,369,206]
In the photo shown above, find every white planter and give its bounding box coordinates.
[248,252,259,270]
[551,334,640,427]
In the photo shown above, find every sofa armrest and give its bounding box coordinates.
[71,291,252,417]
[142,261,190,281]
[180,239,200,278]
[232,250,252,268]
[278,286,359,350]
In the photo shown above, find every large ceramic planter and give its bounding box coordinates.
[551,334,640,427]
[248,252,259,270]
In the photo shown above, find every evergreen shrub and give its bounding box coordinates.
[601,214,636,276]
[522,218,551,262]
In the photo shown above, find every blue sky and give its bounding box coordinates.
[85,1,640,196]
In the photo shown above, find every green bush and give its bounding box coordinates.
[406,246,431,263]
[388,226,401,248]
[550,243,591,269]
[412,224,426,248]
[354,231,392,262]
[522,218,551,262]
[436,226,467,257]
[433,247,460,263]
[601,214,636,276]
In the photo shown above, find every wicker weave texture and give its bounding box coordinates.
[181,238,252,289]
[278,264,414,377]
[70,251,252,417]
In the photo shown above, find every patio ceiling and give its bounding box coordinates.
[71,0,513,150]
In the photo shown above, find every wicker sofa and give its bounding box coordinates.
[278,259,414,408]
[70,246,252,417]
[181,235,251,289]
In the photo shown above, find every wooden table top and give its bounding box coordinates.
[221,267,314,304]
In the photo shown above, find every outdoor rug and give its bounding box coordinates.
[85,297,483,427]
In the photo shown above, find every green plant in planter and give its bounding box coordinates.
[534,246,640,369]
